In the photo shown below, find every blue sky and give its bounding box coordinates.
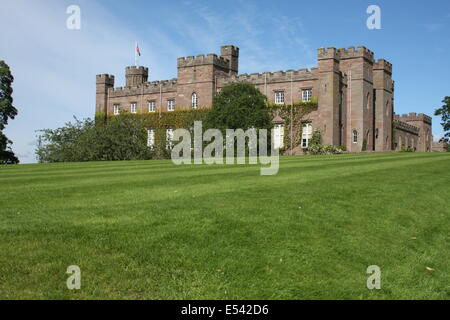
[1,0,449,163]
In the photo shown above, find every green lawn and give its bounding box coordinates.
[0,152,449,299]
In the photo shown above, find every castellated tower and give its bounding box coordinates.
[96,74,114,115]
[176,47,239,109]
[337,46,375,152]
[125,66,148,87]
[220,45,239,75]
[373,59,394,151]
[317,47,341,146]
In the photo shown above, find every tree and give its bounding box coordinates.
[36,113,154,163]
[0,60,19,164]
[206,82,272,131]
[434,96,450,139]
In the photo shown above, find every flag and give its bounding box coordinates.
[136,44,141,56]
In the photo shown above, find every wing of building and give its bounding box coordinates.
[96,45,433,153]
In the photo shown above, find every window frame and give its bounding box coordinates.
[191,93,198,109]
[274,91,285,105]
[148,100,156,113]
[113,104,120,115]
[302,89,312,102]
[352,130,358,143]
[147,128,155,148]
[130,102,137,114]
[167,99,175,112]
[301,122,312,148]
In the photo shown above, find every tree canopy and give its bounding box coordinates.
[434,96,450,140]
[0,60,19,164]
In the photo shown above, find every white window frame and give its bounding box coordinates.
[275,91,285,105]
[147,129,155,148]
[166,128,174,149]
[302,89,312,102]
[301,122,312,148]
[148,101,156,113]
[113,104,120,115]
[353,130,358,143]
[274,124,284,149]
[191,93,198,109]
[167,99,175,112]
[130,102,137,114]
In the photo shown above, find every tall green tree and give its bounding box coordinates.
[0,60,19,164]
[434,96,450,139]
[206,82,272,130]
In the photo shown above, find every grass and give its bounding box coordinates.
[0,152,449,300]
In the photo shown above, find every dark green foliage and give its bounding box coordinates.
[206,82,272,131]
[0,60,19,164]
[36,114,155,163]
[362,138,368,152]
[306,130,345,155]
[434,96,450,139]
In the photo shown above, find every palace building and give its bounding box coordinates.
[95,45,432,153]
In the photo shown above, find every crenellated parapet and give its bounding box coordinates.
[219,68,317,86]
[395,112,432,125]
[96,74,115,85]
[109,78,177,97]
[373,59,392,74]
[337,46,374,62]
[318,47,339,60]
[177,54,230,69]
[394,119,420,135]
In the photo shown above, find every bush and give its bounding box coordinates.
[400,146,414,152]
[306,130,345,155]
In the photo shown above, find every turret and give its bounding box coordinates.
[220,45,239,75]
[96,74,114,116]
[125,66,148,87]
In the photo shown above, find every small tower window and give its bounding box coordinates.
[353,130,358,143]
[275,91,285,105]
[191,93,198,109]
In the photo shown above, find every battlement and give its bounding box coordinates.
[125,66,149,75]
[177,53,230,69]
[96,74,115,85]
[318,47,339,60]
[221,68,316,85]
[393,119,420,135]
[110,78,177,97]
[395,112,432,125]
[373,59,392,73]
[337,46,374,62]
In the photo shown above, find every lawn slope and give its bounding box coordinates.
[0,153,449,299]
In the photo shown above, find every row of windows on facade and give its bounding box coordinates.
[147,122,315,150]
[113,90,313,115]
[113,93,199,115]
[274,89,312,105]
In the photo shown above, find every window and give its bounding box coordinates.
[167,99,175,111]
[148,101,156,113]
[353,130,358,143]
[113,104,120,115]
[191,93,198,109]
[130,102,137,114]
[166,128,174,149]
[301,122,312,148]
[147,129,155,148]
[274,124,284,149]
[275,91,284,105]
[302,89,312,102]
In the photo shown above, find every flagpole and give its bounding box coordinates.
[135,41,137,67]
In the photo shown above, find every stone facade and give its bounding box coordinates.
[96,44,433,153]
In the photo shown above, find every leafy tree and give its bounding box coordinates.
[36,113,154,163]
[434,96,450,139]
[0,60,19,164]
[206,82,272,130]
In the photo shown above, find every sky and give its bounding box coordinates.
[1,0,449,163]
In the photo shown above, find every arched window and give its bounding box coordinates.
[352,130,358,143]
[191,92,198,109]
